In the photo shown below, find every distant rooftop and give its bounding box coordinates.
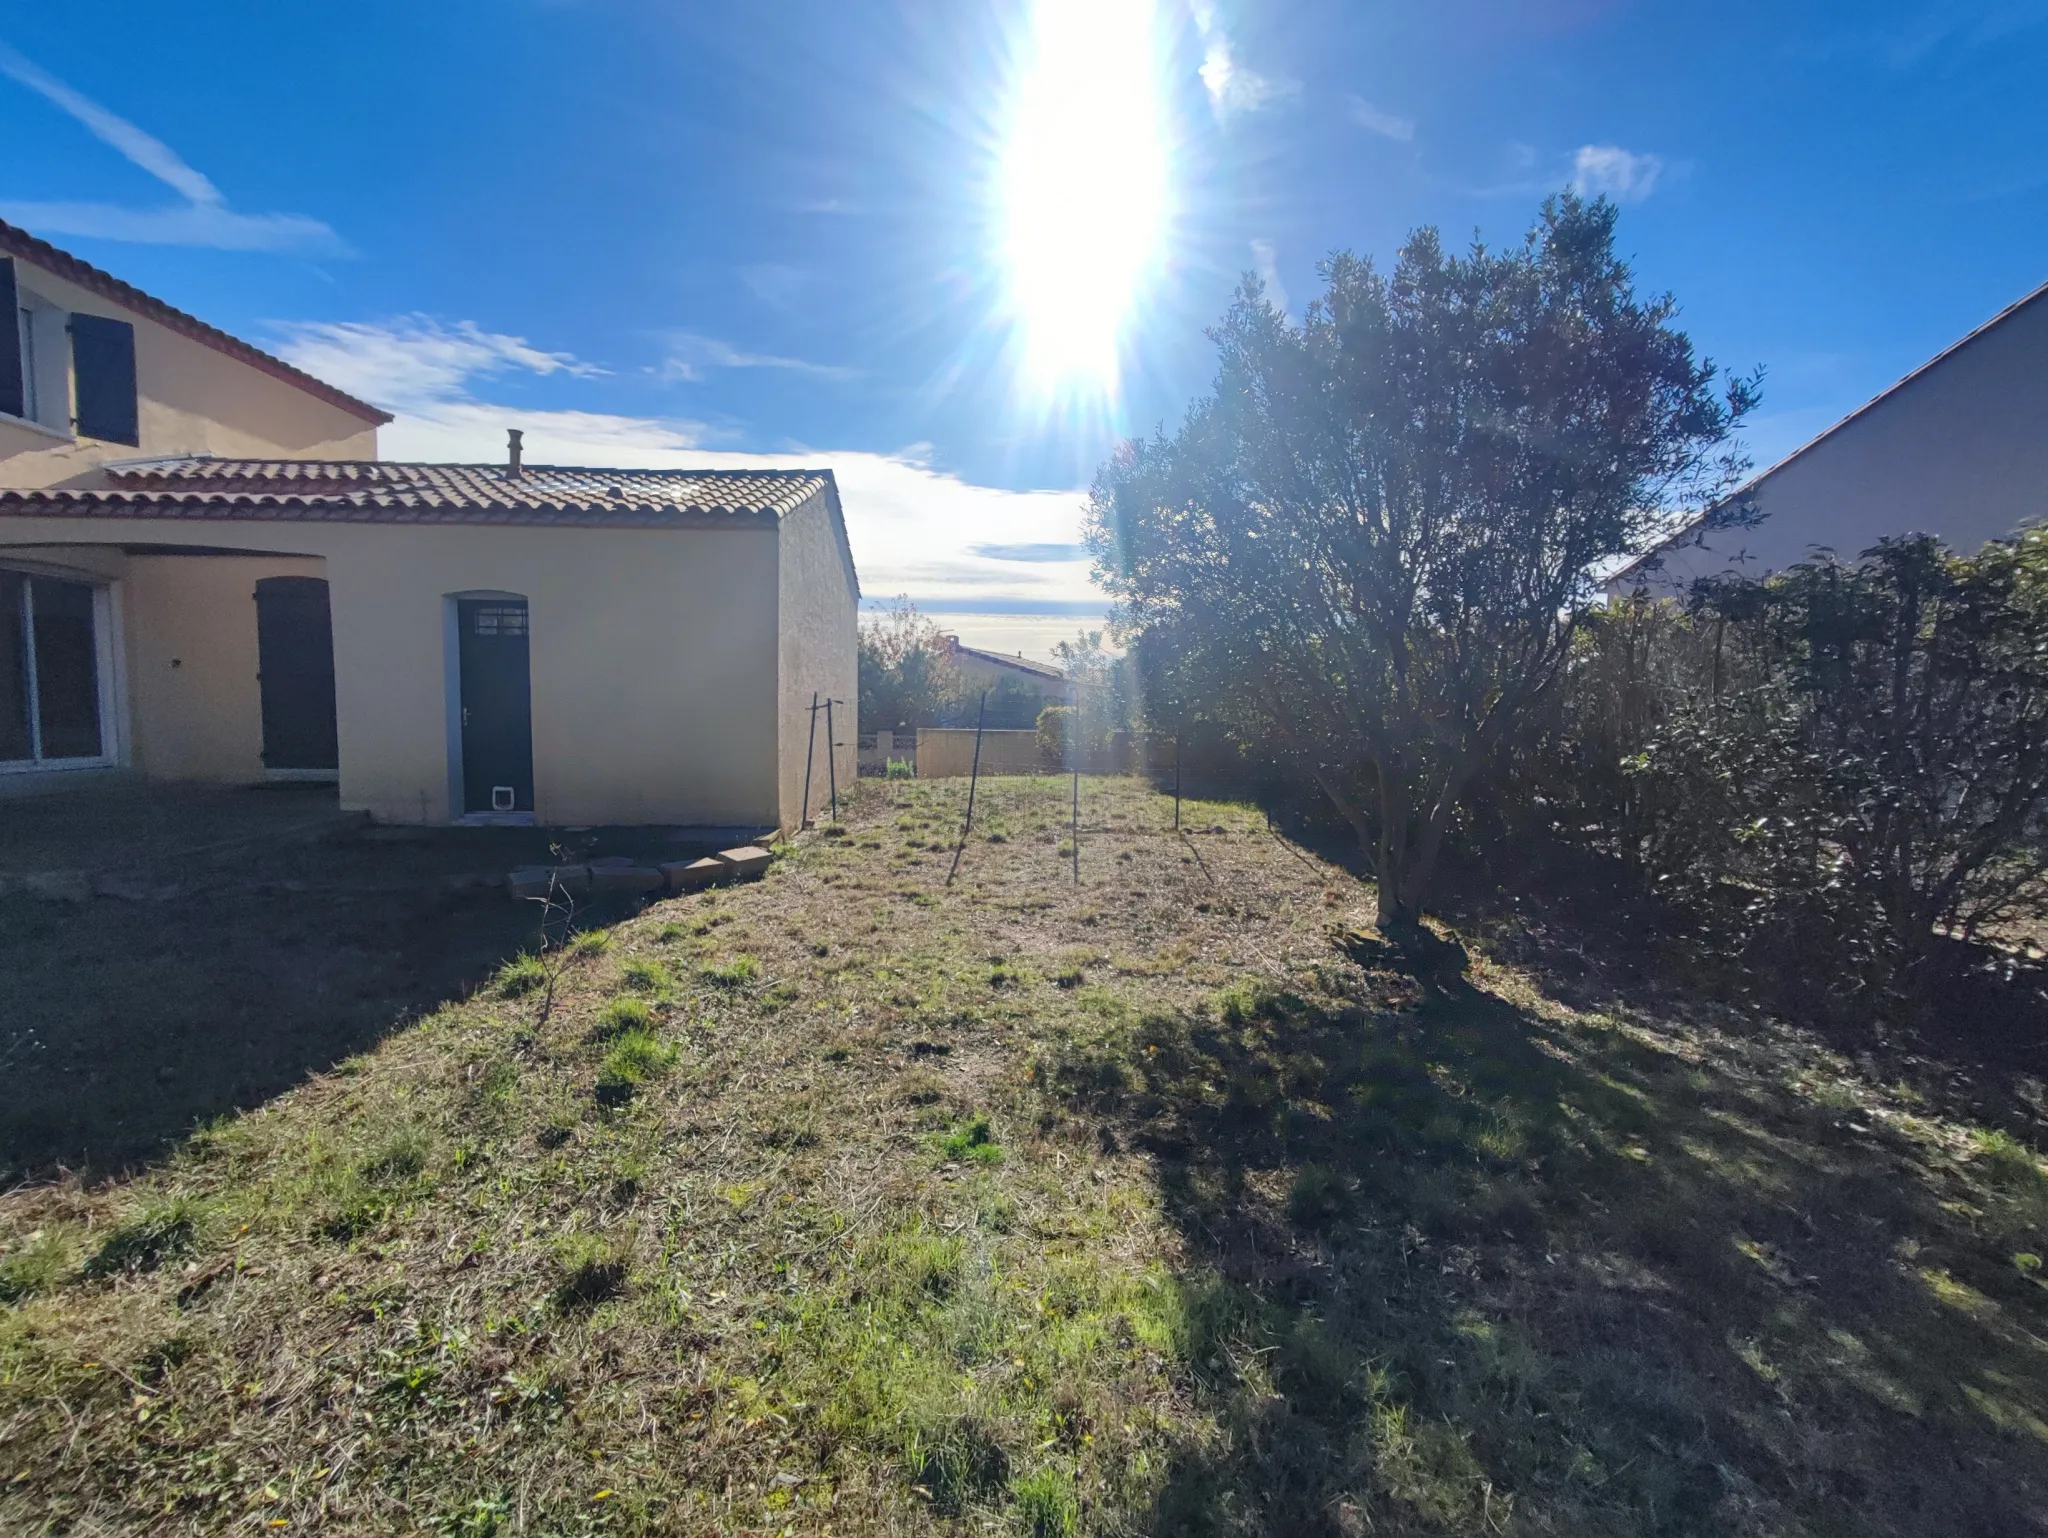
[945,635,1067,681]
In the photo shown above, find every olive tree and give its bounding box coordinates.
[1089,194,1756,930]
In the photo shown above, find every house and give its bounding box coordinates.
[0,219,857,829]
[1610,276,2048,595]
[940,634,1073,724]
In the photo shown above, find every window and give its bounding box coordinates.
[470,605,528,637]
[1,570,106,766]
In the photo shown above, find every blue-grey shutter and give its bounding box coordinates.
[71,313,138,445]
[0,258,23,422]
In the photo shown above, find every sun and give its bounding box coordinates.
[998,0,1172,401]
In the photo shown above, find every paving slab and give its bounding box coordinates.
[715,845,773,879]
[662,857,727,892]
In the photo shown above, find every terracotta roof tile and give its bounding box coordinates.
[0,219,392,426]
[0,458,836,527]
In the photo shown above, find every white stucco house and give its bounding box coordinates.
[0,218,857,828]
[1611,276,2048,595]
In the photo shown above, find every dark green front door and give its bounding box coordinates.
[254,577,338,772]
[457,599,534,815]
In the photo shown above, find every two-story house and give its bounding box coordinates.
[0,220,856,829]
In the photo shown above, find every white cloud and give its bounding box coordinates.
[269,313,1097,617]
[1346,96,1415,142]
[1189,2,1298,119]
[657,331,857,383]
[377,403,716,464]
[271,317,600,414]
[384,408,1095,609]
[1571,143,1665,203]
[0,42,343,254]
[0,201,344,253]
[1250,238,1289,316]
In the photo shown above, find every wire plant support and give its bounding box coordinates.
[945,689,990,887]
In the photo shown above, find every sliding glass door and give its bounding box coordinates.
[1,569,106,767]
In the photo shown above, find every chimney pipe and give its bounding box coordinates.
[506,428,524,478]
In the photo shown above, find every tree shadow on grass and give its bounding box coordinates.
[1043,935,2048,1536]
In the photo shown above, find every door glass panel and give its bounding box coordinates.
[0,571,29,761]
[30,577,102,759]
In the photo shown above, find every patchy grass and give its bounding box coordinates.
[3,776,2046,1535]
[495,952,547,998]
[701,954,762,989]
[595,1029,679,1103]
[936,1114,1005,1166]
[593,996,656,1039]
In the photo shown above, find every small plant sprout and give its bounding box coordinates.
[937,1114,1004,1166]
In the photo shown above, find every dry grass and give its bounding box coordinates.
[2,776,2046,1535]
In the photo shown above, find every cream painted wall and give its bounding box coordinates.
[1620,290,2048,595]
[0,514,789,826]
[775,488,859,829]
[123,554,326,782]
[0,252,379,490]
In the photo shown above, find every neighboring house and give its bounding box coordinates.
[1610,276,2048,596]
[0,220,857,829]
[941,635,1074,710]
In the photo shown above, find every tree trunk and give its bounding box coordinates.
[1375,771,1422,934]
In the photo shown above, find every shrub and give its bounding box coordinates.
[886,758,915,779]
[1536,532,2048,1010]
[1037,705,1079,766]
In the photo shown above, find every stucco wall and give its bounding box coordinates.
[915,728,1047,778]
[1621,289,2048,595]
[0,252,378,489]
[775,488,859,829]
[0,516,783,826]
[124,553,328,782]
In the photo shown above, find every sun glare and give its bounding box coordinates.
[999,0,1171,399]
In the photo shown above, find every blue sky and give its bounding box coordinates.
[4,0,2046,656]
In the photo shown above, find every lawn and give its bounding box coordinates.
[2,777,2045,1535]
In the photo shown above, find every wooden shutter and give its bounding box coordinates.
[0,258,22,423]
[71,313,138,445]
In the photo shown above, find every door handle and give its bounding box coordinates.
[462,707,470,727]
